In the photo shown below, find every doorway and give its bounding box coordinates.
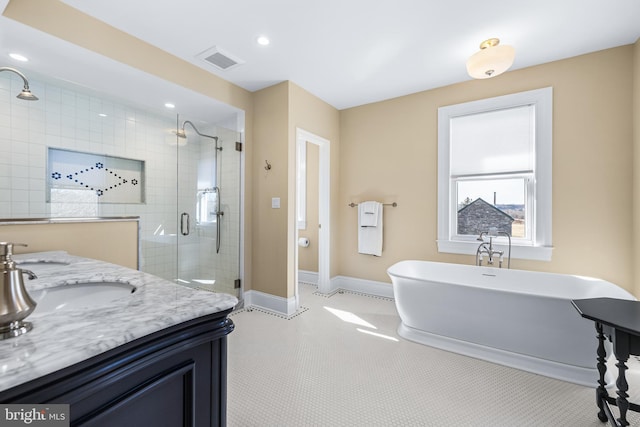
[295,128,330,308]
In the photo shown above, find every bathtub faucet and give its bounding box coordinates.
[476,229,511,269]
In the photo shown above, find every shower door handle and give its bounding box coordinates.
[181,212,190,236]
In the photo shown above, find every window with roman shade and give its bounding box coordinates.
[437,87,553,261]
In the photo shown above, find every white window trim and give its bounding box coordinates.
[437,87,553,261]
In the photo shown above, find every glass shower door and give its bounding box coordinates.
[176,117,241,298]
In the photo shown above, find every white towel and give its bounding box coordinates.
[358,201,383,256]
[359,201,379,226]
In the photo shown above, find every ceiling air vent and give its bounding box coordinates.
[197,46,245,71]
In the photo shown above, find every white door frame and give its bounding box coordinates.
[295,128,330,307]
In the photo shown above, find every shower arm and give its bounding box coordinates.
[0,67,30,88]
[180,120,218,142]
[0,67,39,100]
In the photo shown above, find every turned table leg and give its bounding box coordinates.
[596,322,609,422]
[616,356,630,427]
[613,329,632,427]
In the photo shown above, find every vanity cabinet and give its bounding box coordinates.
[0,309,234,426]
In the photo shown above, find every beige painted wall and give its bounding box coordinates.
[252,82,290,297]
[0,220,139,269]
[298,143,319,272]
[340,45,636,293]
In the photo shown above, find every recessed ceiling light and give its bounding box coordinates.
[165,103,175,109]
[9,53,28,62]
[257,36,270,46]
[98,113,107,117]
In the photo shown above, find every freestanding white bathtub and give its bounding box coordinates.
[387,260,636,387]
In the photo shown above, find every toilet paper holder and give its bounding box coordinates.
[298,237,310,248]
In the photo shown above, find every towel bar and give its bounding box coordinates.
[348,202,397,208]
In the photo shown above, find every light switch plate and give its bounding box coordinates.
[272,197,280,209]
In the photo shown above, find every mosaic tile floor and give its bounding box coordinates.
[227,283,640,426]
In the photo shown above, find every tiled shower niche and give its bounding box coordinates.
[48,148,145,213]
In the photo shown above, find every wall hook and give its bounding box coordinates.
[264,160,272,171]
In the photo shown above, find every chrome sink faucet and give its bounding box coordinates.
[0,242,38,339]
[476,229,511,269]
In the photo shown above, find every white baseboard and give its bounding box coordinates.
[245,273,394,317]
[243,290,297,316]
[330,275,394,299]
[297,270,394,299]
[298,270,318,285]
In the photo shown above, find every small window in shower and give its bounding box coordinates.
[196,189,218,225]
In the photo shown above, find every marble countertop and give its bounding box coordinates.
[0,251,238,393]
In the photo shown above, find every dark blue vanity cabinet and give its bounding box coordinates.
[0,309,234,426]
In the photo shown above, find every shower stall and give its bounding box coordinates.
[173,117,242,296]
[127,110,243,300]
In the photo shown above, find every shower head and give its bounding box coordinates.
[178,120,218,141]
[0,67,39,101]
[17,88,38,101]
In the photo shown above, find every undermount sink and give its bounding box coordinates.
[31,282,136,314]
[17,261,70,266]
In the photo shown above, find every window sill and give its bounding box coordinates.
[437,240,553,262]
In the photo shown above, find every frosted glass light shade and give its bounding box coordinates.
[466,41,515,79]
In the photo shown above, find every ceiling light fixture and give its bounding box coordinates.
[466,38,515,79]
[9,53,28,62]
[164,103,175,109]
[257,36,270,46]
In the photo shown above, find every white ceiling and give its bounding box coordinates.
[2,0,640,116]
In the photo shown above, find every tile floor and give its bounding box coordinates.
[227,283,640,426]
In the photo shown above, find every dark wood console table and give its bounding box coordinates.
[572,298,640,427]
